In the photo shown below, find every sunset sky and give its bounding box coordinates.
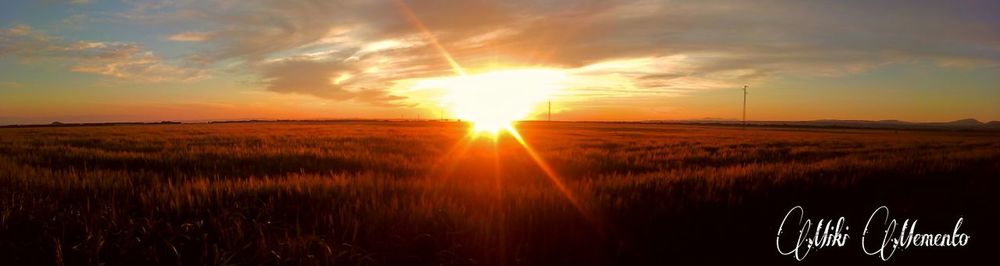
[1,0,998,125]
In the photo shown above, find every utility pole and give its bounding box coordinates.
[548,100,552,121]
[742,84,749,128]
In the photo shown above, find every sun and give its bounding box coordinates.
[431,69,568,134]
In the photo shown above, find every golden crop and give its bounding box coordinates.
[1,121,996,265]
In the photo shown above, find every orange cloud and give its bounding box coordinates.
[167,32,212,42]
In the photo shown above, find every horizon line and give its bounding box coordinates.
[2,117,997,128]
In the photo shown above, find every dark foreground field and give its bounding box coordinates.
[1,121,997,265]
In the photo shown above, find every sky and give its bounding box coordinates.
[1,0,998,125]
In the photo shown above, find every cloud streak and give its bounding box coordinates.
[0,24,204,82]
[119,0,997,103]
[258,56,405,106]
[7,0,1000,108]
[168,32,212,42]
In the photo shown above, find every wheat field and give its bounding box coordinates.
[1,121,997,265]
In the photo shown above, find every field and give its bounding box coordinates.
[0,121,997,265]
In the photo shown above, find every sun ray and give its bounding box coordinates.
[491,137,508,263]
[504,125,601,230]
[395,0,599,239]
[428,69,566,134]
[393,0,466,76]
[427,128,478,178]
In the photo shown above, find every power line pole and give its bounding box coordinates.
[548,100,552,121]
[742,84,749,128]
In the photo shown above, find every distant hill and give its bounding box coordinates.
[652,118,1000,131]
[940,118,983,127]
[986,121,1000,129]
[0,121,181,128]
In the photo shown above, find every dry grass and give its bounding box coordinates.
[1,121,997,265]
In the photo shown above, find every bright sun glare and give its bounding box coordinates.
[430,69,568,134]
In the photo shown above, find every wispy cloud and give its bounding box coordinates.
[167,32,212,42]
[0,24,205,82]
[111,0,998,105]
[6,0,999,110]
